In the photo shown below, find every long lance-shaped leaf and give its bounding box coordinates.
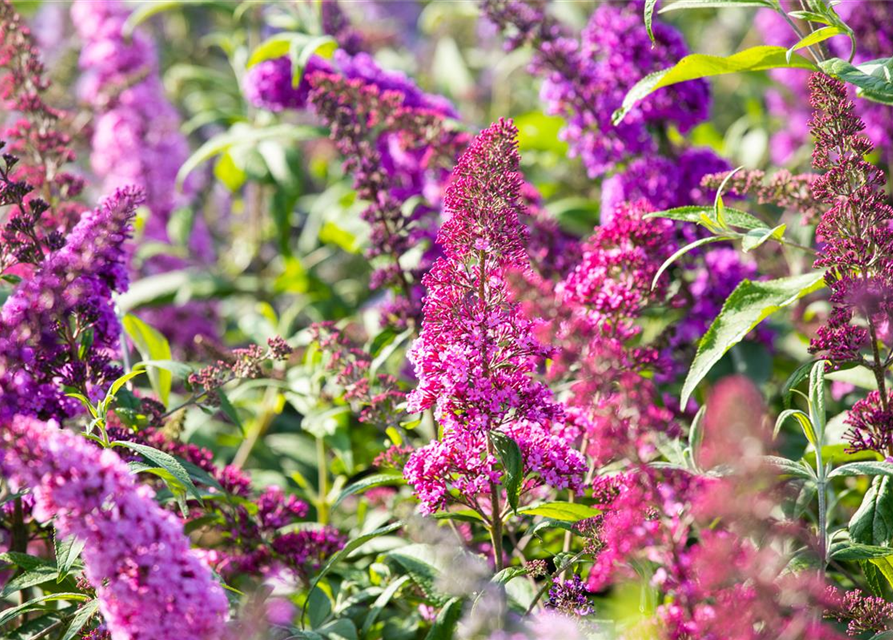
[613,46,816,124]
[680,271,826,408]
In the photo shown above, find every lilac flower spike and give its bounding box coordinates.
[404,120,584,514]
[0,416,229,640]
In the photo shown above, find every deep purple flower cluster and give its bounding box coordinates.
[403,120,585,515]
[545,574,593,616]
[71,0,217,352]
[0,416,229,640]
[0,186,143,420]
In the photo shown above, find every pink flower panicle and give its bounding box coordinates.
[0,0,84,229]
[0,416,228,640]
[826,587,893,636]
[806,73,893,455]
[403,120,584,515]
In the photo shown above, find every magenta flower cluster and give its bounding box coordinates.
[0,416,229,640]
[403,119,585,514]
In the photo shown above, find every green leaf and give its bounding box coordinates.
[303,522,402,623]
[741,223,786,252]
[388,544,451,606]
[361,575,410,636]
[333,473,405,510]
[644,0,658,43]
[0,552,53,571]
[775,409,817,446]
[808,361,827,444]
[869,556,893,590]
[247,33,299,67]
[830,461,893,479]
[122,314,172,405]
[820,57,893,105]
[107,370,146,403]
[215,388,244,434]
[424,597,464,640]
[829,540,893,561]
[659,0,776,13]
[782,360,818,410]
[177,124,324,187]
[0,565,59,598]
[762,455,817,480]
[123,0,216,37]
[111,441,202,504]
[644,206,768,230]
[290,35,338,88]
[54,533,85,584]
[688,405,706,467]
[787,26,847,62]
[431,509,486,523]
[614,46,816,124]
[652,236,725,290]
[0,593,89,627]
[850,476,893,545]
[516,501,600,522]
[680,271,826,408]
[60,600,100,640]
[490,431,523,515]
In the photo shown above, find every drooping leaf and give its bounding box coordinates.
[652,237,725,290]
[178,124,324,187]
[829,540,893,561]
[819,57,893,105]
[111,441,202,505]
[490,431,523,515]
[850,476,893,545]
[302,522,402,622]
[333,472,405,510]
[424,597,464,640]
[680,271,826,408]
[614,46,816,124]
[741,223,786,252]
[0,593,89,627]
[787,26,848,62]
[644,206,768,230]
[762,456,817,480]
[60,600,100,640]
[658,0,776,13]
[516,501,600,522]
[122,314,172,406]
[829,461,893,479]
[774,409,817,447]
[54,533,85,583]
[361,575,410,636]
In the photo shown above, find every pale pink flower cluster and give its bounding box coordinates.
[0,416,229,640]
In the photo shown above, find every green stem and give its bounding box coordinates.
[316,436,329,526]
[486,433,504,572]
